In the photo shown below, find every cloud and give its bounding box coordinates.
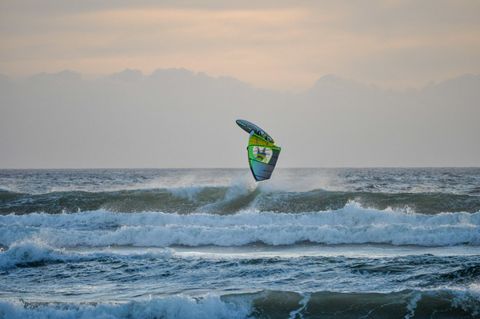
[1,1,479,89]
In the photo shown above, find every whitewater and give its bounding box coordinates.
[1,168,479,318]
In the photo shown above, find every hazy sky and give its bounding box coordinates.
[1,1,479,168]
[1,0,480,90]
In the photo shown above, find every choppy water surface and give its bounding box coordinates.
[0,168,479,318]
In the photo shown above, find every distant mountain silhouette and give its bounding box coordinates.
[28,70,83,82]
[109,69,144,82]
[0,69,479,168]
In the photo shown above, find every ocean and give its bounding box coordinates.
[0,168,479,318]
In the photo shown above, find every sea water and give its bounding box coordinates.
[0,168,479,318]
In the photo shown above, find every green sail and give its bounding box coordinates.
[236,119,281,181]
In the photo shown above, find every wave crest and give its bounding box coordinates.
[0,240,173,270]
[1,289,479,319]
[2,186,480,215]
[1,202,479,248]
[0,295,251,319]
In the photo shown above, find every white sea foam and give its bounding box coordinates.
[223,175,257,201]
[405,292,422,319]
[0,295,251,319]
[168,186,207,201]
[0,202,479,248]
[288,293,310,319]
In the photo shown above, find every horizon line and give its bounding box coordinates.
[1,166,479,170]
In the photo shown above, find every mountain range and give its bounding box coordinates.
[1,69,479,168]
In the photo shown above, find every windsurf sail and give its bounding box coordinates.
[236,119,281,181]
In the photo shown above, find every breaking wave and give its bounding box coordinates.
[1,202,479,248]
[1,186,480,215]
[0,295,251,319]
[0,241,172,270]
[1,289,479,319]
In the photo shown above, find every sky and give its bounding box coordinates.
[1,0,480,90]
[0,1,479,168]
